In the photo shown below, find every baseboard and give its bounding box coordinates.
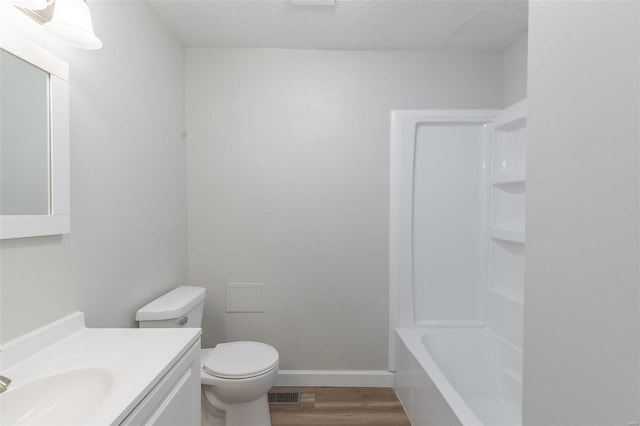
[275,370,394,388]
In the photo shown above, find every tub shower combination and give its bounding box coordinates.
[389,102,527,426]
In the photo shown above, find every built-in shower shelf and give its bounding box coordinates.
[489,287,523,304]
[490,227,525,244]
[491,172,526,186]
[493,100,527,131]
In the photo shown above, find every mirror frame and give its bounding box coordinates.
[0,26,70,239]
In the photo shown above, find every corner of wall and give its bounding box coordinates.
[502,32,528,108]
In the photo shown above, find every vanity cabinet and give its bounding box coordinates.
[121,339,201,426]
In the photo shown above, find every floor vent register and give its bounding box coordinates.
[268,392,301,405]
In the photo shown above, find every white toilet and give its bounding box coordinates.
[135,286,279,426]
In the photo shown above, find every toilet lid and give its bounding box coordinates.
[204,341,279,379]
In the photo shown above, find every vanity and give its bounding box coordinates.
[0,313,201,425]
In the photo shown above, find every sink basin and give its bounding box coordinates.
[0,313,201,425]
[0,368,113,425]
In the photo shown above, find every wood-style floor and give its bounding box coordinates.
[269,387,411,426]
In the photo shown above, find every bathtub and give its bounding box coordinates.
[394,328,522,426]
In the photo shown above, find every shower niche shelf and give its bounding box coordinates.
[488,287,523,305]
[488,239,524,302]
[491,186,526,230]
[493,104,527,131]
[490,227,525,244]
[487,99,527,351]
[491,99,526,185]
[487,289,523,347]
[491,172,526,186]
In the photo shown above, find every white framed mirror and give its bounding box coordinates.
[0,26,70,239]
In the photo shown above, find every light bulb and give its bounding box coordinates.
[44,0,102,49]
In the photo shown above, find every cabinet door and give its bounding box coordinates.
[122,339,201,426]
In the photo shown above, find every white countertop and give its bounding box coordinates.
[0,312,201,425]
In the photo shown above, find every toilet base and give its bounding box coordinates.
[202,386,272,426]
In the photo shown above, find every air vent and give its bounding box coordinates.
[290,0,335,6]
[268,392,300,405]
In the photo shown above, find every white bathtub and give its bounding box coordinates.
[394,328,522,426]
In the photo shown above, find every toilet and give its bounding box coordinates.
[135,286,279,426]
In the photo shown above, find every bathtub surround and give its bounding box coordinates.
[185,48,504,371]
[390,104,526,424]
[524,1,640,424]
[0,2,188,343]
[395,329,496,425]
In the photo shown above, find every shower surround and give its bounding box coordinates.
[390,101,527,425]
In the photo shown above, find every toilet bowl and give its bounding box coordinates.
[136,286,279,426]
[200,343,279,426]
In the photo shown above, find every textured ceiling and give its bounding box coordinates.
[145,0,528,50]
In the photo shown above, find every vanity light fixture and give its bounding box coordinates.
[11,0,53,11]
[44,0,102,49]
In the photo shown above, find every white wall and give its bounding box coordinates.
[0,2,188,343]
[503,32,527,108]
[524,1,639,424]
[186,48,503,370]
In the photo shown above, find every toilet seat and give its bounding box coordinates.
[203,341,279,379]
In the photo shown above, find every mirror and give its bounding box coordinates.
[1,48,50,215]
[0,27,70,239]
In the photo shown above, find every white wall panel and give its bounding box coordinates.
[524,2,640,423]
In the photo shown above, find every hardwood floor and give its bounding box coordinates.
[269,387,411,426]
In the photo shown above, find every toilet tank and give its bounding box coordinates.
[136,286,206,328]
